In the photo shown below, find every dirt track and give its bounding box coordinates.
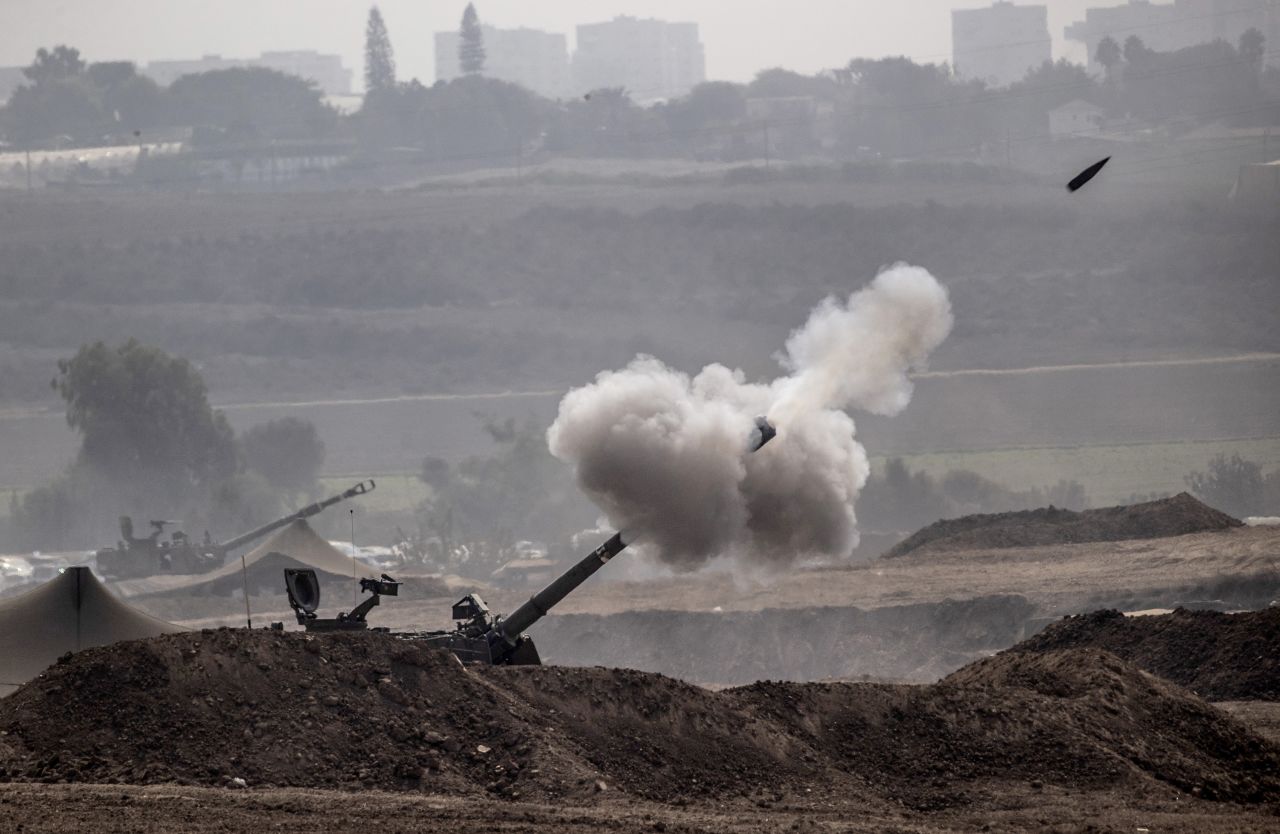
[3,782,1278,834]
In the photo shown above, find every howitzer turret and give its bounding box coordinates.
[96,480,375,579]
[287,417,778,666]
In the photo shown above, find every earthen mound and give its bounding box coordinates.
[737,648,1279,808]
[885,492,1241,558]
[1,632,1277,809]
[1013,607,1280,700]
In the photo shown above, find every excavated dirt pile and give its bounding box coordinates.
[1014,607,1280,701]
[0,631,1277,810]
[885,492,1242,558]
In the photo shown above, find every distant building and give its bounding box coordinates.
[1066,0,1280,73]
[573,16,705,102]
[1048,99,1105,137]
[952,2,1052,87]
[143,50,353,95]
[435,25,570,99]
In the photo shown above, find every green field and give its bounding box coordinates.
[875,437,1280,507]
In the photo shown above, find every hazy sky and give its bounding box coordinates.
[4,1,1098,87]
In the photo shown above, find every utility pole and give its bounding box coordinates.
[350,508,358,607]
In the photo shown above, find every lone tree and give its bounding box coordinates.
[1239,27,1266,68]
[54,339,237,496]
[1095,36,1122,79]
[1186,454,1266,518]
[364,6,396,92]
[23,45,85,86]
[459,3,486,75]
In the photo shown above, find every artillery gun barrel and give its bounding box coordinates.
[499,416,777,642]
[500,532,626,639]
[217,479,375,554]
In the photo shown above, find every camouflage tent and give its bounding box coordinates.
[0,566,183,696]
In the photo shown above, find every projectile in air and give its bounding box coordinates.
[1067,156,1111,192]
[747,416,777,453]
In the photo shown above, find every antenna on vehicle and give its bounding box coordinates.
[241,553,252,629]
[350,508,357,607]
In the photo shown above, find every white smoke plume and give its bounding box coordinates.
[547,263,953,570]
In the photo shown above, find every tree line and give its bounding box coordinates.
[0,46,335,149]
[3,12,1276,161]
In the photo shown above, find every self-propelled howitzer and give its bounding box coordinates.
[284,419,776,663]
[419,530,632,665]
[96,480,375,579]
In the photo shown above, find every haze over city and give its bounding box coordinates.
[3,0,1101,85]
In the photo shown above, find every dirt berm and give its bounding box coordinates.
[1,630,1277,810]
[885,492,1241,558]
[1013,606,1280,701]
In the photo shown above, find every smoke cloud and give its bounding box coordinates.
[547,263,953,570]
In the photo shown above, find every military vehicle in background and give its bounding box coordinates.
[95,480,375,579]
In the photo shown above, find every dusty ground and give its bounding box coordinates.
[3,782,1279,834]
[134,526,1280,635]
[4,534,1280,832]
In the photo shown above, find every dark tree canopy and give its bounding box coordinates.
[364,6,397,92]
[54,339,236,495]
[4,81,100,144]
[1123,35,1154,66]
[168,67,332,141]
[1239,27,1266,67]
[749,67,837,99]
[4,49,169,144]
[1095,36,1122,73]
[240,417,326,495]
[662,81,747,134]
[1186,454,1266,518]
[23,46,85,86]
[362,74,550,158]
[459,3,487,75]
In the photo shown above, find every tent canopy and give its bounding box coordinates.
[113,519,377,599]
[0,566,184,696]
